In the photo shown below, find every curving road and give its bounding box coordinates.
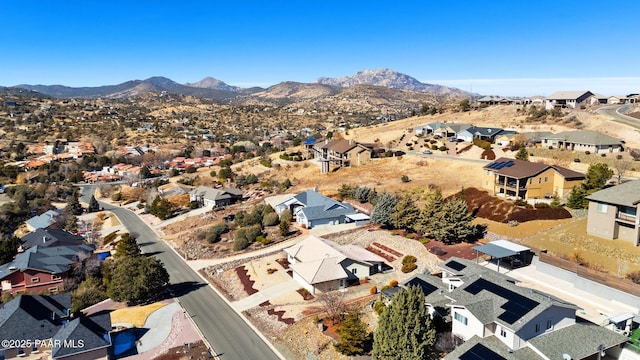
[79,185,281,360]
[597,105,640,129]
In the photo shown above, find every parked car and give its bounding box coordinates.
[422,150,433,155]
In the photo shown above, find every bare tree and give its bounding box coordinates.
[613,158,632,184]
[317,290,348,325]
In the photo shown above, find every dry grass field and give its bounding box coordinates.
[110,302,167,328]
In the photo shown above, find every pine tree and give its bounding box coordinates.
[87,195,100,213]
[416,189,444,236]
[334,312,371,355]
[566,185,588,209]
[515,146,529,161]
[370,193,398,228]
[66,191,83,216]
[114,233,141,259]
[373,285,436,359]
[583,163,613,191]
[391,195,420,232]
[107,256,170,304]
[439,196,476,243]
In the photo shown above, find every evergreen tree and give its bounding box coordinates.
[370,193,398,228]
[550,192,562,208]
[71,276,106,313]
[66,191,83,216]
[107,256,170,304]
[416,189,444,236]
[87,195,100,213]
[439,196,476,243]
[334,312,371,356]
[515,146,529,161]
[566,185,588,209]
[391,195,420,232]
[149,196,173,220]
[114,233,141,259]
[0,236,20,265]
[373,285,436,359]
[583,163,614,191]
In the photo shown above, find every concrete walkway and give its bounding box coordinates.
[232,278,301,312]
[136,302,180,353]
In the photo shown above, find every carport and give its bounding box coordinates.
[473,240,531,272]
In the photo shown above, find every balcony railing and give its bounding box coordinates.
[616,213,638,223]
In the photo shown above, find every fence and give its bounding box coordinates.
[539,252,640,298]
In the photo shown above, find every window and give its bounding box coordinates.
[529,178,532,185]
[352,268,357,275]
[544,176,548,182]
[487,170,492,176]
[546,320,552,330]
[597,203,608,213]
[31,277,39,283]
[538,178,542,184]
[52,275,61,280]
[500,328,507,337]
[485,181,489,186]
[454,312,468,325]
[535,323,541,333]
[48,287,59,293]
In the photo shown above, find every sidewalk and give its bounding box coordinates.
[232,277,300,312]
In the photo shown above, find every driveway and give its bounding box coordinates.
[232,277,301,312]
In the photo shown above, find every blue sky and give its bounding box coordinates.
[2,0,639,96]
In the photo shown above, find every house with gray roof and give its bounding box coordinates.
[440,257,628,360]
[284,235,385,294]
[25,209,61,232]
[0,244,95,296]
[275,189,359,228]
[541,130,624,154]
[456,126,504,142]
[586,180,640,245]
[21,228,86,249]
[189,185,243,208]
[0,293,111,360]
[545,91,594,110]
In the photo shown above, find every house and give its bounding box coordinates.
[417,122,471,138]
[523,131,555,147]
[189,186,243,208]
[493,130,519,147]
[311,139,372,173]
[585,180,640,245]
[25,209,61,232]
[284,235,385,294]
[545,91,594,110]
[21,228,87,249]
[456,126,504,143]
[274,189,359,228]
[0,244,95,296]
[440,257,627,360]
[382,273,449,319]
[0,293,112,360]
[482,158,584,200]
[541,130,624,154]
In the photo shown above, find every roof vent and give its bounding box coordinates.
[563,354,572,360]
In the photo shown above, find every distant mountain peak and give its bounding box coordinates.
[315,68,468,96]
[185,77,239,92]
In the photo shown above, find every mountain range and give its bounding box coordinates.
[9,68,470,100]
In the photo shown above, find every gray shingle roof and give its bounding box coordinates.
[0,244,95,279]
[0,293,71,343]
[190,186,242,202]
[51,312,111,358]
[443,335,542,360]
[528,322,627,360]
[586,180,640,207]
[21,228,86,249]
[546,91,592,100]
[552,130,623,146]
[293,190,356,221]
[25,210,60,230]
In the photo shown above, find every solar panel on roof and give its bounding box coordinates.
[447,260,467,271]
[459,344,508,360]
[496,162,506,169]
[505,160,514,167]
[464,278,539,324]
[405,277,439,296]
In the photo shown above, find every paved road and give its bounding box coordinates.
[597,105,640,129]
[78,185,281,360]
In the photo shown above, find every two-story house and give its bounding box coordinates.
[311,139,372,173]
[440,257,628,360]
[586,180,640,246]
[482,158,584,200]
[274,189,361,229]
[545,91,594,110]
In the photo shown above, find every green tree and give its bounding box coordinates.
[391,195,420,232]
[0,236,20,265]
[246,173,259,184]
[370,193,398,228]
[234,224,263,251]
[107,256,170,304]
[437,195,477,243]
[515,146,529,161]
[206,223,229,244]
[279,219,290,236]
[114,233,141,259]
[583,163,614,191]
[87,195,100,213]
[416,189,444,236]
[218,166,234,179]
[66,191,83,216]
[71,276,106,313]
[281,178,292,189]
[280,209,292,223]
[459,98,471,112]
[566,185,588,209]
[262,212,279,227]
[140,165,152,179]
[334,312,371,356]
[149,196,173,220]
[550,192,562,208]
[373,285,436,359]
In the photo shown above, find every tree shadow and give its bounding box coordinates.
[142,251,163,257]
[165,281,207,298]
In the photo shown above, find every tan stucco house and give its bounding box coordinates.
[586,180,640,245]
[482,158,585,200]
[284,235,385,294]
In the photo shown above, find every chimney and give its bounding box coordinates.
[349,139,353,145]
[43,236,47,243]
[314,186,318,192]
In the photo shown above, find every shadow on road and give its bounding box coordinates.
[166,281,207,298]
[142,251,164,257]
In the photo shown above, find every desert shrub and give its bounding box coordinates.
[431,145,438,151]
[601,153,606,157]
[233,224,263,250]
[256,236,273,245]
[267,268,277,274]
[389,279,398,287]
[298,288,311,298]
[233,236,251,251]
[626,270,640,284]
[262,212,279,227]
[280,209,292,223]
[419,238,430,243]
[584,151,590,155]
[405,233,416,239]
[401,263,418,273]
[206,223,230,244]
[402,255,417,265]
[514,199,528,207]
[438,145,448,151]
[574,158,581,162]
[401,175,410,183]
[111,193,123,201]
[369,286,378,295]
[534,202,550,209]
[473,138,492,150]
[617,154,623,160]
[373,300,386,315]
